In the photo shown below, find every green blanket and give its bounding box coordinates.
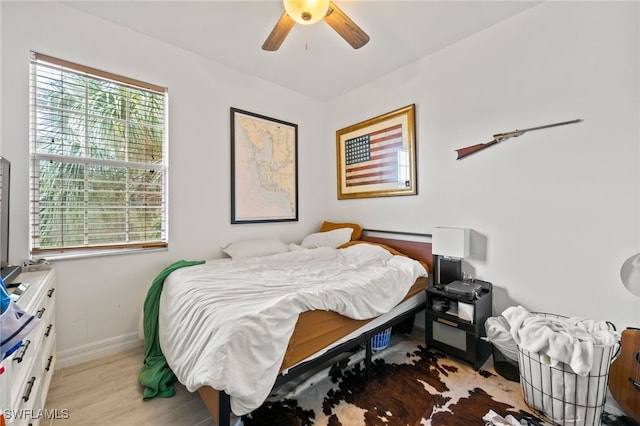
[139,259,205,400]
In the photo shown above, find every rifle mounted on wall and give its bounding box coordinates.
[455,119,583,160]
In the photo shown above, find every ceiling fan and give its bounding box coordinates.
[262,0,370,51]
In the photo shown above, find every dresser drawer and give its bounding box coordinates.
[0,268,56,426]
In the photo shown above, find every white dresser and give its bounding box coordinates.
[0,268,56,426]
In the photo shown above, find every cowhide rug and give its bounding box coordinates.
[241,336,638,426]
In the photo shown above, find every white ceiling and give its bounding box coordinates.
[63,1,541,101]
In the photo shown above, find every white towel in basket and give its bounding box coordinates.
[503,306,618,376]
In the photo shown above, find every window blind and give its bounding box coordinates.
[29,52,168,255]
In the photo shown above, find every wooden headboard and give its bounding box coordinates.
[360,229,433,273]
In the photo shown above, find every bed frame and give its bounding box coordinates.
[197,230,433,425]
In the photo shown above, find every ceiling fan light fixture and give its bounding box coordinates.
[283,0,330,25]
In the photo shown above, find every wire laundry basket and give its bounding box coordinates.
[517,313,619,426]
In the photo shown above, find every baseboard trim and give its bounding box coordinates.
[55,332,142,369]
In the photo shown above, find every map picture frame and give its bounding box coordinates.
[230,108,298,224]
[336,104,417,199]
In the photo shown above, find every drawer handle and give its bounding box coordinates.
[47,288,55,298]
[13,340,31,363]
[45,355,54,371]
[45,324,53,337]
[22,376,36,402]
[437,318,459,328]
[36,307,46,319]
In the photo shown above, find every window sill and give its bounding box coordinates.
[32,245,168,262]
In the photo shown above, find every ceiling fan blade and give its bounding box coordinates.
[323,1,370,49]
[262,11,296,51]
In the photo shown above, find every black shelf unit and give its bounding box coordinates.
[425,280,493,370]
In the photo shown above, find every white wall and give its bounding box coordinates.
[1,1,330,363]
[326,2,640,329]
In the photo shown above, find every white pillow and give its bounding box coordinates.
[300,228,353,249]
[221,237,288,260]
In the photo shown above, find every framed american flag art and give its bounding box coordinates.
[336,104,417,199]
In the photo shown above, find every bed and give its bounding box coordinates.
[150,226,433,426]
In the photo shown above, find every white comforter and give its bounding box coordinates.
[158,244,427,415]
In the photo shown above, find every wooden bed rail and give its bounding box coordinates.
[274,297,426,387]
[198,386,230,426]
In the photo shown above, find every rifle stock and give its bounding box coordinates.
[455,140,498,160]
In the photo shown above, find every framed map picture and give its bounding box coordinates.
[230,108,298,223]
[336,104,417,199]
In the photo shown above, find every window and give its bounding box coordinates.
[29,52,168,256]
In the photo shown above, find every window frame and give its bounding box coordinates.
[29,52,169,258]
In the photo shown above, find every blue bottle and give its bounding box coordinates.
[0,277,10,314]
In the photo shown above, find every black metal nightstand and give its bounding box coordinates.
[425,280,493,369]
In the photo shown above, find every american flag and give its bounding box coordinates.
[344,123,407,187]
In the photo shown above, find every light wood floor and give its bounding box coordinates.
[44,344,213,426]
[43,330,430,425]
